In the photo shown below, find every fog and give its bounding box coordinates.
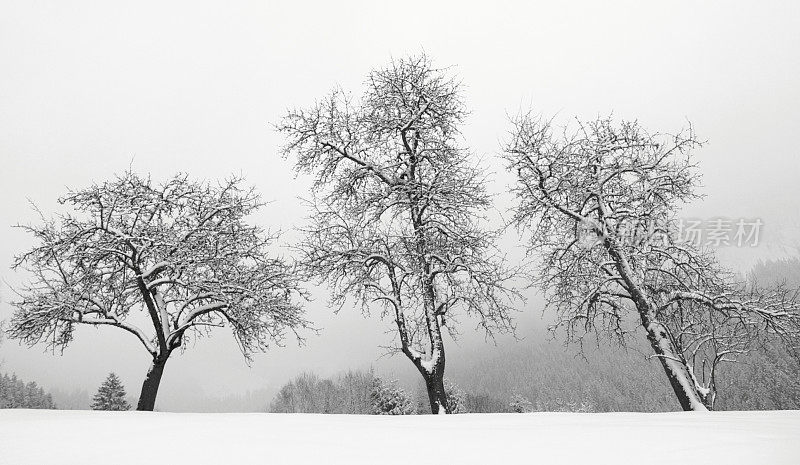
[1,0,799,410]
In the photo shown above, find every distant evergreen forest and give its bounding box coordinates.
[0,372,56,409]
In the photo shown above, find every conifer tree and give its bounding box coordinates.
[371,377,415,415]
[509,393,533,413]
[91,372,131,411]
[443,379,468,414]
[0,372,56,409]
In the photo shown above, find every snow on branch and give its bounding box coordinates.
[505,113,800,410]
[280,54,521,386]
[8,171,309,362]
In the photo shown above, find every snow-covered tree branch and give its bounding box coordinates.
[504,114,800,411]
[279,54,520,413]
[8,171,308,410]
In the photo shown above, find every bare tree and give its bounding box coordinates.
[278,55,518,413]
[8,171,308,410]
[504,114,800,411]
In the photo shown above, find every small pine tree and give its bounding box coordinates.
[371,377,415,415]
[91,373,131,411]
[509,393,533,413]
[544,397,596,413]
[444,379,468,414]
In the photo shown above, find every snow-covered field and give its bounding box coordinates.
[1,409,799,464]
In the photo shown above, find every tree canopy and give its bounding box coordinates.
[8,171,308,410]
[279,55,519,413]
[504,114,800,410]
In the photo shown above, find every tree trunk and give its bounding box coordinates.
[137,356,168,411]
[406,350,449,414]
[645,322,709,411]
[603,240,709,412]
[425,372,449,414]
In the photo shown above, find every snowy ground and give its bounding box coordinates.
[1,409,799,464]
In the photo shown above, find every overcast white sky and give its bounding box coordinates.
[1,1,799,410]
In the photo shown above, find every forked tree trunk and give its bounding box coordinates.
[137,356,168,411]
[406,351,449,414]
[425,372,449,414]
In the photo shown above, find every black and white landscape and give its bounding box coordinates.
[1,1,800,464]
